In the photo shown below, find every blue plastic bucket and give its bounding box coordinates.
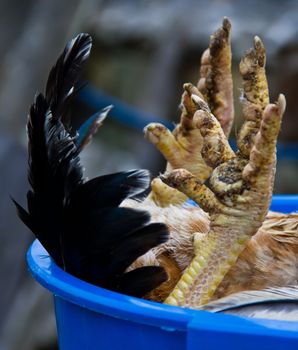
[27,195,298,350]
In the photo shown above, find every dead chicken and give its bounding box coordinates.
[125,18,298,309]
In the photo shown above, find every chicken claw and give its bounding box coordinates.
[161,94,286,307]
[145,19,234,206]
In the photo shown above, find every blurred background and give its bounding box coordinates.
[1,0,298,349]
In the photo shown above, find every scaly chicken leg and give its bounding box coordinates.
[161,93,285,307]
[129,19,293,307]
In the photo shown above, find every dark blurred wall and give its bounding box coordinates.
[0,1,91,349]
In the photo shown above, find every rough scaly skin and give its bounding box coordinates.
[237,36,269,157]
[162,94,286,307]
[197,17,234,137]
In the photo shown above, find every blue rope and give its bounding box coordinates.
[78,85,298,161]
[79,84,173,131]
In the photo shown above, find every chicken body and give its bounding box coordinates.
[124,199,298,303]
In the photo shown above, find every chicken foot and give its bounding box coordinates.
[145,18,234,206]
[161,93,285,307]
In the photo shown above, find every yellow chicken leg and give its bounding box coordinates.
[161,94,285,308]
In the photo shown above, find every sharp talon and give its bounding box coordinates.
[183,82,200,97]
[183,83,193,95]
[277,94,286,114]
[222,17,231,31]
[191,94,210,112]
[254,36,266,66]
[254,35,264,50]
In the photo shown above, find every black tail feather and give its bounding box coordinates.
[11,197,35,234]
[76,105,112,152]
[109,223,169,274]
[115,267,168,297]
[13,33,169,298]
[45,33,92,124]
[69,169,150,211]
